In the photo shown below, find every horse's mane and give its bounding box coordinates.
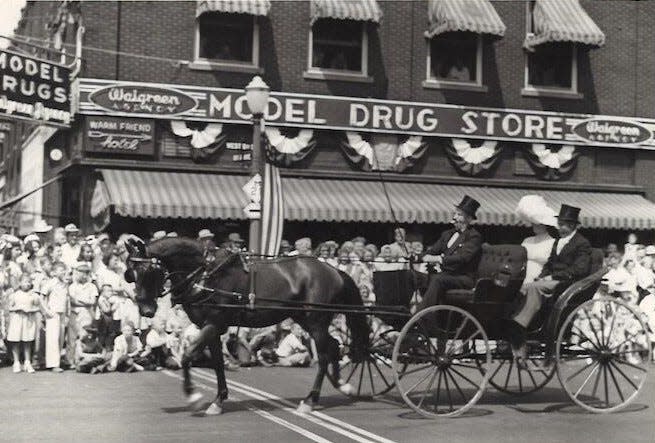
[146,237,204,268]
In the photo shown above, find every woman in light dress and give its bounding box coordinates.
[516,195,558,283]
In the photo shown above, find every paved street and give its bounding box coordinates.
[2,363,654,443]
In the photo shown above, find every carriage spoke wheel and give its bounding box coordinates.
[482,341,555,396]
[328,315,397,398]
[556,296,651,413]
[392,305,491,418]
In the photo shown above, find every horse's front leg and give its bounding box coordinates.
[182,323,219,411]
[204,324,229,416]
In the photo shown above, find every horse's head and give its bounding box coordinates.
[124,236,165,318]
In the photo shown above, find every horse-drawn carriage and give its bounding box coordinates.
[125,237,652,418]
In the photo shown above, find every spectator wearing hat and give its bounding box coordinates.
[510,204,592,368]
[108,321,145,372]
[289,238,312,256]
[32,219,53,241]
[75,325,109,373]
[151,231,167,242]
[198,229,214,245]
[61,224,81,268]
[389,227,410,258]
[18,234,42,275]
[227,232,245,252]
[419,196,483,310]
[279,240,292,256]
[516,195,558,283]
[67,262,99,366]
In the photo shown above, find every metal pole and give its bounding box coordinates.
[248,113,263,254]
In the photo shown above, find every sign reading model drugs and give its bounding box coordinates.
[78,78,655,149]
[85,116,155,156]
[0,49,71,126]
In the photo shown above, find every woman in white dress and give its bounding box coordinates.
[515,195,558,283]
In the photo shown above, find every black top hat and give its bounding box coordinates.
[557,204,581,224]
[455,195,480,219]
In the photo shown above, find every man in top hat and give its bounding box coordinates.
[418,195,483,310]
[61,223,82,268]
[509,204,592,367]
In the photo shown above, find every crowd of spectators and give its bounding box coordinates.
[2,223,654,375]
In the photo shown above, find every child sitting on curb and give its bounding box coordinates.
[108,321,146,372]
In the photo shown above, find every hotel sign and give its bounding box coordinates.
[0,49,71,127]
[84,116,155,156]
[78,78,655,149]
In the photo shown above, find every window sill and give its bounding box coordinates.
[422,80,488,93]
[189,60,263,74]
[521,87,583,100]
[303,70,373,83]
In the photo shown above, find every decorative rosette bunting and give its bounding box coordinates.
[340,132,427,172]
[446,138,502,176]
[263,128,316,167]
[526,144,578,180]
[170,121,227,161]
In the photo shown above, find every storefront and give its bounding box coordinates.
[42,76,655,243]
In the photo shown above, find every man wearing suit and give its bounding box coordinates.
[419,195,483,309]
[510,204,592,365]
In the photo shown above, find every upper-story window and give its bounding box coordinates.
[526,42,576,90]
[194,12,260,69]
[427,32,481,85]
[308,19,367,75]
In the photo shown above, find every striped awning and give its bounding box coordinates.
[426,0,506,38]
[524,0,605,50]
[310,0,382,25]
[94,170,655,230]
[196,0,271,17]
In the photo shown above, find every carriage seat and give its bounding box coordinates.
[442,244,527,304]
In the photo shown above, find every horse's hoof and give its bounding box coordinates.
[339,383,355,396]
[205,402,223,416]
[187,392,204,410]
[296,401,313,414]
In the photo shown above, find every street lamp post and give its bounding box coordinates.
[244,76,270,255]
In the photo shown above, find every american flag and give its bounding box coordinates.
[259,154,284,257]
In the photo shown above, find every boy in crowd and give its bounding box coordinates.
[108,321,145,372]
[275,322,311,367]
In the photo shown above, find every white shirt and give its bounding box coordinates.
[556,230,577,255]
[447,232,460,249]
[521,234,556,282]
[60,243,81,268]
[276,333,306,358]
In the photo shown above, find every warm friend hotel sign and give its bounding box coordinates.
[78,78,655,149]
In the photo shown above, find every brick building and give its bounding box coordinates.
[5,0,655,247]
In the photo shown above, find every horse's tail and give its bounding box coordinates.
[338,270,370,361]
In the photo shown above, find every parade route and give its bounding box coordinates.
[2,364,654,443]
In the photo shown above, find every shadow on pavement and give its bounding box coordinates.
[398,408,493,420]
[507,402,649,415]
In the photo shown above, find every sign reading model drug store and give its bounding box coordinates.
[0,49,71,126]
[78,78,655,150]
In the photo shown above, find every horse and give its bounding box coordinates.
[124,236,370,416]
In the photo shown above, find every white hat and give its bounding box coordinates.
[23,234,40,244]
[645,245,655,256]
[151,230,167,241]
[516,195,557,227]
[64,223,80,233]
[166,232,178,238]
[33,219,53,233]
[198,229,214,240]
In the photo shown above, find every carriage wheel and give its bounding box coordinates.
[328,315,397,398]
[482,341,556,395]
[556,296,652,413]
[392,305,491,418]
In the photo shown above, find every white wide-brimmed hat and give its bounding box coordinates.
[516,195,557,227]
[33,219,53,233]
[151,230,167,241]
[198,229,214,240]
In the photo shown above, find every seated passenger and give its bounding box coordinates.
[509,204,591,367]
[417,195,483,310]
[515,195,558,283]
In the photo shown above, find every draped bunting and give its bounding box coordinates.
[340,132,427,172]
[170,121,227,162]
[525,144,578,180]
[263,128,316,167]
[445,138,502,176]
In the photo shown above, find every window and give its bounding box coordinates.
[427,32,481,85]
[308,19,367,76]
[194,12,259,67]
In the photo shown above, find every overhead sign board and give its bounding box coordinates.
[0,49,71,127]
[84,116,155,156]
[78,78,655,150]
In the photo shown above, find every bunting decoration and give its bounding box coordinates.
[525,144,579,180]
[340,132,427,172]
[170,121,227,161]
[260,123,284,257]
[263,128,316,167]
[445,138,502,176]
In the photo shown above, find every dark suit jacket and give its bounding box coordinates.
[426,227,482,279]
[539,231,592,284]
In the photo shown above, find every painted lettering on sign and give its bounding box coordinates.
[89,85,197,116]
[573,119,652,144]
[85,116,155,156]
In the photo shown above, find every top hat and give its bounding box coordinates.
[198,229,214,240]
[557,204,581,224]
[455,195,480,219]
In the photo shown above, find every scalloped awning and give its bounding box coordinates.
[426,0,506,38]
[311,0,382,25]
[196,0,271,17]
[524,0,605,50]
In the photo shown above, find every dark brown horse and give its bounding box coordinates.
[124,237,369,415]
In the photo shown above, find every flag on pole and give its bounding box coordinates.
[259,122,284,257]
